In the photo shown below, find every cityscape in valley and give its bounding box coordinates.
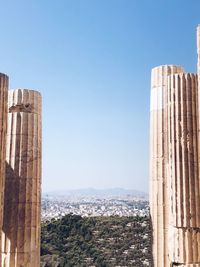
[42,189,149,220]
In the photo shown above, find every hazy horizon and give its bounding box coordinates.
[43,186,148,193]
[0,0,200,192]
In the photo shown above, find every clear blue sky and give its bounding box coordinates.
[0,0,199,192]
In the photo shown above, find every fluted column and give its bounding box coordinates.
[2,89,42,267]
[150,65,184,267]
[167,73,200,266]
[0,73,8,267]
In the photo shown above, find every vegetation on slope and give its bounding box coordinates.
[41,214,151,267]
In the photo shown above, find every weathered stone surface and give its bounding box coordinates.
[150,65,184,267]
[167,73,200,265]
[0,73,8,267]
[2,89,41,267]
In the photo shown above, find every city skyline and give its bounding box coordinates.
[0,1,200,192]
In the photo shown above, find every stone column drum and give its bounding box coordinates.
[0,73,8,267]
[167,73,200,266]
[150,65,184,267]
[2,89,42,267]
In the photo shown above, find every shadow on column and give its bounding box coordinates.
[149,214,154,267]
[2,162,26,266]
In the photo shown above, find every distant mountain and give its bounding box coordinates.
[43,188,148,199]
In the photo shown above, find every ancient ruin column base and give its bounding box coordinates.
[174,264,200,267]
[169,225,200,266]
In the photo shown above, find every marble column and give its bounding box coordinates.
[167,73,200,266]
[2,89,42,267]
[0,73,8,267]
[150,65,184,267]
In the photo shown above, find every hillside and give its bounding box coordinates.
[41,214,152,267]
